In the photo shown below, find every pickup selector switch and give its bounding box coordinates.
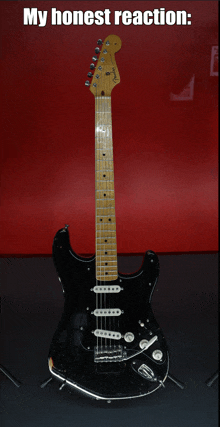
[124,332,134,342]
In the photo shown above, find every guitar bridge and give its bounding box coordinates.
[94,345,126,363]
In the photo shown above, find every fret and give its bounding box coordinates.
[96,148,113,151]
[96,223,117,229]
[95,170,114,175]
[96,214,116,219]
[96,206,115,209]
[96,275,118,281]
[95,96,111,99]
[96,180,114,183]
[95,159,113,164]
[96,231,116,237]
[96,201,115,203]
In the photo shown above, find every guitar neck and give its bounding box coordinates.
[95,96,118,281]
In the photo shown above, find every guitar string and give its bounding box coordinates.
[106,81,115,351]
[100,91,104,350]
[105,78,114,351]
[103,83,111,351]
[103,73,107,351]
[106,78,114,351]
[99,85,110,352]
[102,87,107,350]
[96,93,102,352]
[95,61,118,357]
[95,93,98,353]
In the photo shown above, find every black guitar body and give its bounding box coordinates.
[49,227,169,401]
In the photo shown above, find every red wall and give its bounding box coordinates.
[0,1,218,255]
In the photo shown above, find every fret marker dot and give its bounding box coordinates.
[105,262,108,265]
[105,252,107,254]
[100,219,102,221]
[105,272,108,275]
[103,175,106,177]
[105,240,107,242]
[103,154,105,156]
[104,194,106,197]
[108,218,111,221]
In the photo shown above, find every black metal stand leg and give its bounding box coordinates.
[167,373,185,389]
[205,370,218,387]
[40,376,53,388]
[0,364,21,387]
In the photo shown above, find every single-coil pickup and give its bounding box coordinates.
[91,285,122,293]
[93,308,122,317]
[94,329,122,340]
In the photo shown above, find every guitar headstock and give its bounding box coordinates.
[85,35,122,97]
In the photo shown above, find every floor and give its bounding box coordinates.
[0,253,218,427]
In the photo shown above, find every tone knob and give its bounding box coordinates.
[95,47,100,54]
[139,339,149,349]
[85,80,90,87]
[152,349,163,361]
[90,63,95,70]
[124,332,135,343]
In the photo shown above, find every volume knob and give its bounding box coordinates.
[124,332,135,343]
[152,349,163,361]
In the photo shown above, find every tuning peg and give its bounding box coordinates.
[87,72,93,78]
[92,55,98,62]
[95,47,100,54]
[90,63,95,70]
[85,80,90,87]
[97,39,102,45]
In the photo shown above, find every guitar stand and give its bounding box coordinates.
[205,370,218,387]
[0,364,21,388]
[167,373,185,389]
[40,376,53,388]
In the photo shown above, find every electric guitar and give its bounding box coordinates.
[48,35,169,401]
